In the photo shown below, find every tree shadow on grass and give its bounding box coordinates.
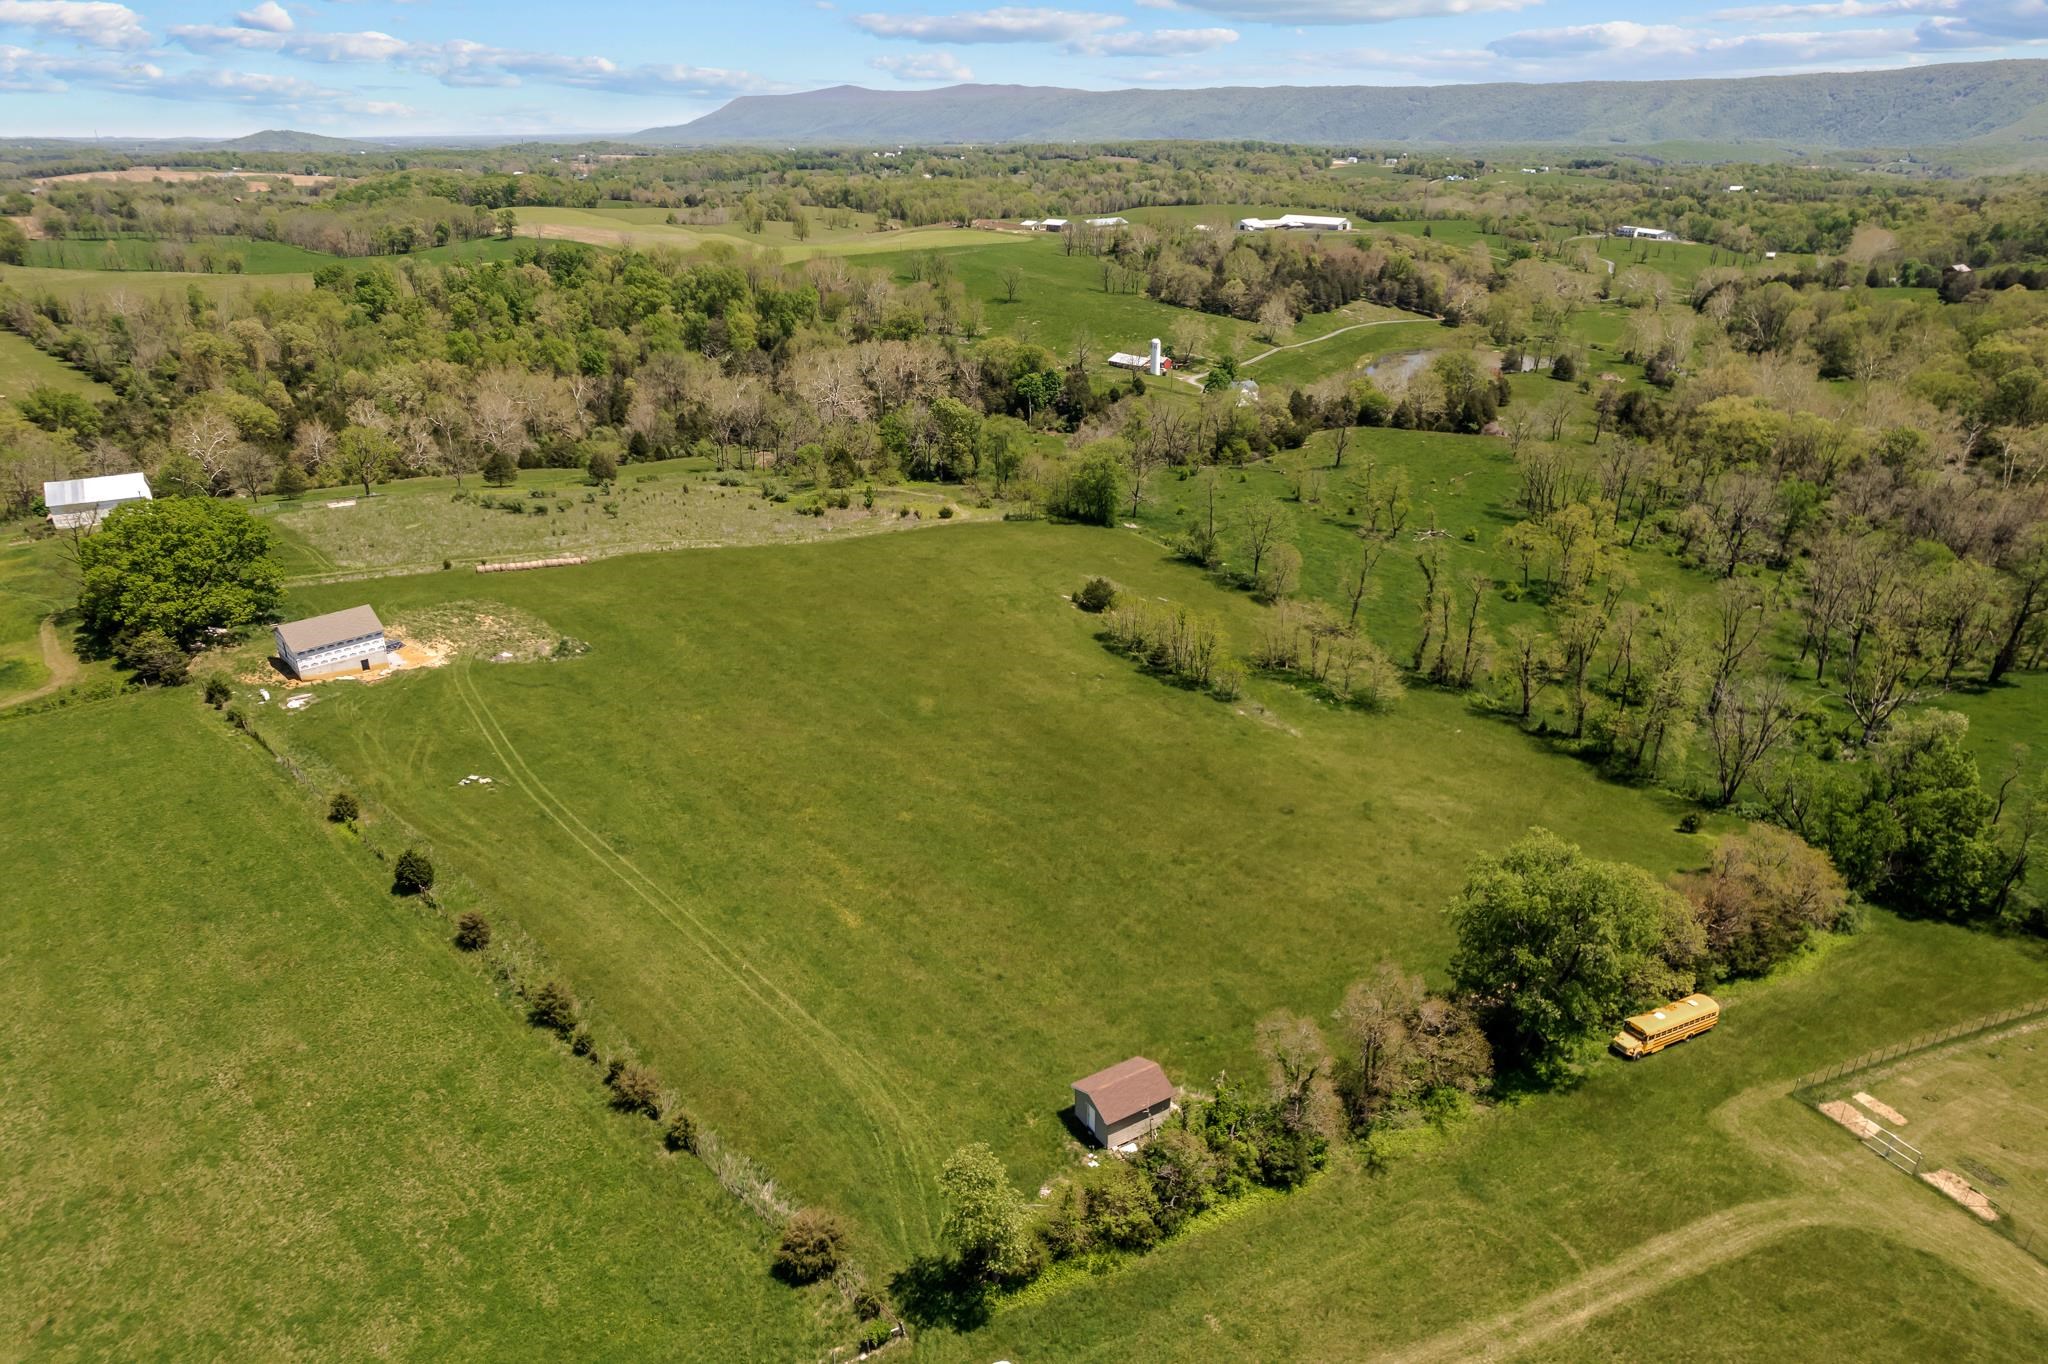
[887,1255,994,1333]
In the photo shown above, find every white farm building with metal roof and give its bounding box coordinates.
[1237,214,1352,232]
[273,604,390,679]
[42,472,152,530]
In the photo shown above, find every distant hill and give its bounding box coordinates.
[643,61,2048,150]
[212,129,381,154]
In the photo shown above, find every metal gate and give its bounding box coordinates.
[1863,1125,1922,1175]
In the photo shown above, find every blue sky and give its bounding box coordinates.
[1,0,2045,137]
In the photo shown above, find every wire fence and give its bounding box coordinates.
[1790,996,2048,1264]
[1788,998,2048,1098]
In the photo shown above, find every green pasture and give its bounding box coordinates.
[0,263,312,302]
[0,537,72,703]
[865,236,1265,359]
[260,460,981,578]
[0,329,113,402]
[1521,1226,2048,1362]
[24,235,335,275]
[514,206,987,261]
[1238,318,1459,388]
[270,523,1706,1267]
[920,909,2048,1360]
[0,694,838,1360]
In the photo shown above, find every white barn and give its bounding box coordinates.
[1613,225,1677,242]
[43,472,152,530]
[274,604,390,679]
[1072,1057,1176,1149]
[1237,214,1352,233]
[1107,338,1166,376]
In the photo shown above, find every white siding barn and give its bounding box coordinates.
[1238,214,1352,232]
[274,604,390,679]
[43,472,152,530]
[1072,1056,1176,1150]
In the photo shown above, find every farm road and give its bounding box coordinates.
[1374,1076,2048,1363]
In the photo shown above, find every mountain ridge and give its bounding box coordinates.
[638,61,2048,149]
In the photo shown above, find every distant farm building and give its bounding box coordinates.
[1108,338,1167,376]
[1237,214,1352,233]
[1613,225,1677,241]
[1085,216,1129,228]
[1019,217,1069,231]
[274,604,390,679]
[1072,1056,1176,1149]
[42,472,151,530]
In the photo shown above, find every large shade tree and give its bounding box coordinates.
[1447,829,1702,1073]
[77,499,282,650]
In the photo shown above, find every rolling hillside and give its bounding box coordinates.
[646,60,2048,149]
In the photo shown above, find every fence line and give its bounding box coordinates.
[1788,998,2048,1096]
[1790,996,2048,1266]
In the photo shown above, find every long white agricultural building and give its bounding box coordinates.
[43,472,152,530]
[1237,214,1352,232]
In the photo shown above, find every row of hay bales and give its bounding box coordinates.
[475,555,588,574]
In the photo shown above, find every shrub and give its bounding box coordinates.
[527,979,578,1034]
[1074,577,1117,613]
[1677,811,1703,833]
[664,1109,699,1153]
[609,1063,663,1118]
[585,447,618,484]
[858,1321,893,1352]
[569,1024,594,1058]
[1550,352,1578,382]
[392,847,435,896]
[773,1208,846,1284]
[327,791,360,824]
[116,628,190,685]
[453,911,491,952]
[202,675,232,708]
[938,504,955,519]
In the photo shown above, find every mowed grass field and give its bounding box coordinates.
[261,460,978,578]
[866,235,1269,360]
[0,538,72,701]
[0,330,113,403]
[514,206,989,261]
[270,522,1707,1266]
[0,263,312,303]
[0,695,837,1360]
[921,908,2048,1361]
[23,235,335,274]
[1853,1021,2048,1233]
[1516,1227,2048,1363]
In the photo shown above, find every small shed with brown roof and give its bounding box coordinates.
[1072,1056,1175,1149]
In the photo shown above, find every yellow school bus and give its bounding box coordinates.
[1611,994,1720,1059]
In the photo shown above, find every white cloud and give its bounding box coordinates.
[234,1,294,32]
[167,21,782,97]
[851,7,1124,43]
[852,6,1237,56]
[1483,17,1987,69]
[1074,26,1239,55]
[1128,0,1539,23]
[0,0,150,50]
[0,41,155,91]
[871,50,975,80]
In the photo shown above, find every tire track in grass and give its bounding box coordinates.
[1371,1196,1833,1364]
[450,662,941,1246]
